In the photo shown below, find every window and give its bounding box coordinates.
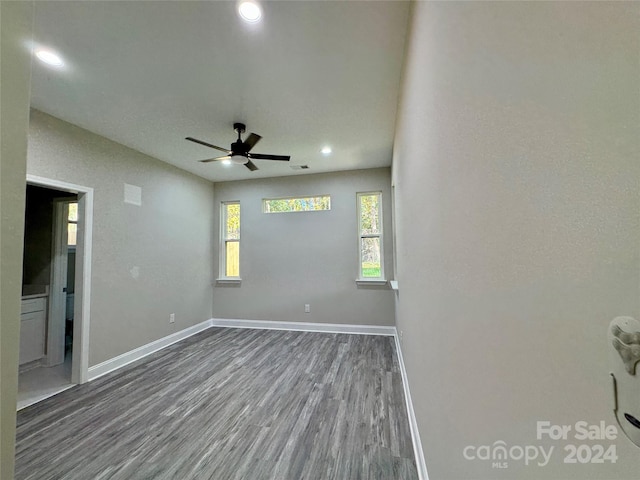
[67,202,78,247]
[263,195,331,213]
[221,202,240,278]
[357,192,383,279]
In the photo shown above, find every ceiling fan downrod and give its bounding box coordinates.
[233,122,246,140]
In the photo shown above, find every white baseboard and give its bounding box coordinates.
[87,319,213,381]
[394,331,429,480]
[210,317,396,336]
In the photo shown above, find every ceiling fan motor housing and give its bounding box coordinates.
[231,140,248,156]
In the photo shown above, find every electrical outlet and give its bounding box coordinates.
[304,304,310,313]
[169,313,175,323]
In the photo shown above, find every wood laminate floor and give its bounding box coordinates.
[16,327,418,480]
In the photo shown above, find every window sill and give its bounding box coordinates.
[355,278,388,287]
[216,278,242,285]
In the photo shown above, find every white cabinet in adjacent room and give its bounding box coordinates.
[20,297,47,365]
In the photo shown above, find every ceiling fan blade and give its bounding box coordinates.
[249,153,290,161]
[245,159,258,171]
[185,137,230,153]
[243,133,262,152]
[199,156,231,163]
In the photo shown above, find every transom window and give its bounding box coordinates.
[263,195,331,213]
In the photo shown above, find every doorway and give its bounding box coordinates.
[18,175,93,409]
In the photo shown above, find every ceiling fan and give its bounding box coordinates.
[186,123,290,171]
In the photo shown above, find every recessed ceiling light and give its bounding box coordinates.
[35,48,64,67]
[221,159,232,166]
[238,1,262,23]
[321,146,332,155]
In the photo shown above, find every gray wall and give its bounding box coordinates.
[28,109,216,366]
[212,168,395,326]
[1,2,34,477]
[393,2,640,479]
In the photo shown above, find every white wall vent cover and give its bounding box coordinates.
[124,183,142,206]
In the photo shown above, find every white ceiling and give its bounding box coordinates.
[30,1,410,182]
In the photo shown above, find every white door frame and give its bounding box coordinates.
[27,174,93,384]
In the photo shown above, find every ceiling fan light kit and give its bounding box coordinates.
[186,122,290,171]
[231,155,248,165]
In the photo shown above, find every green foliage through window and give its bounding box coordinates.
[358,192,383,279]
[225,203,240,239]
[263,195,331,213]
[222,202,240,277]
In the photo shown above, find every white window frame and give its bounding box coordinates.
[357,191,385,282]
[219,201,241,282]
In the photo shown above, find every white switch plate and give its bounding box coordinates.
[169,313,175,323]
[304,304,310,313]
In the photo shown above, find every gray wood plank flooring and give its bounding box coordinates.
[16,328,418,479]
